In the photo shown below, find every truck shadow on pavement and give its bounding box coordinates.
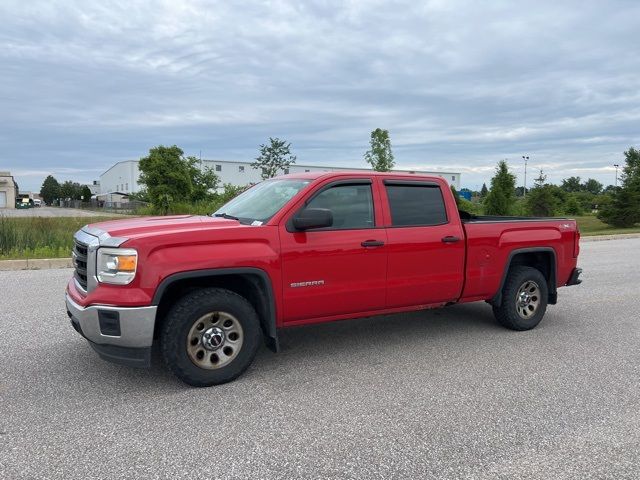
[50,302,510,392]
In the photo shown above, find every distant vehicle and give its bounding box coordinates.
[16,198,33,209]
[33,199,42,207]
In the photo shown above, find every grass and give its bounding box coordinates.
[1,213,638,261]
[573,215,640,236]
[0,216,123,260]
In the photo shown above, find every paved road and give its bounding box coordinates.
[1,239,638,479]
[0,206,118,217]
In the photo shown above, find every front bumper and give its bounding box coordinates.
[65,293,157,367]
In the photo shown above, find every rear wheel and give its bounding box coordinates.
[493,266,548,331]
[160,288,261,387]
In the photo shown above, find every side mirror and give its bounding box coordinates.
[293,208,333,230]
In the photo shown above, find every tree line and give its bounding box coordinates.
[475,148,640,227]
[39,176,92,205]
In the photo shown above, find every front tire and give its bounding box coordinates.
[492,266,548,331]
[160,288,261,387]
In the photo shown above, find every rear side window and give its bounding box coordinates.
[385,184,448,226]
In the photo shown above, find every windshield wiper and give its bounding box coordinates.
[213,213,240,221]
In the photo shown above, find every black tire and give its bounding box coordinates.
[492,266,548,331]
[160,288,261,387]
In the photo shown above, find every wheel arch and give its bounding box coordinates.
[490,247,557,307]
[152,268,279,352]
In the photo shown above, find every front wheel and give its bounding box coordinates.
[492,266,548,331]
[160,288,261,387]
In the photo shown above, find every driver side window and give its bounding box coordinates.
[306,183,374,229]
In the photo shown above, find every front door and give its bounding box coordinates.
[279,179,387,323]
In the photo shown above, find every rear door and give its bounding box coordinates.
[381,179,465,308]
[279,178,388,323]
[0,191,6,208]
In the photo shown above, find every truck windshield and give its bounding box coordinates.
[213,179,311,224]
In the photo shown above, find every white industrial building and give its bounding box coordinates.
[100,159,461,195]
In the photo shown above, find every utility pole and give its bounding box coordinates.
[614,164,619,187]
[522,155,529,197]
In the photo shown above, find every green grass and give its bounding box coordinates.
[574,215,640,236]
[0,216,123,260]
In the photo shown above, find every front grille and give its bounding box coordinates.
[73,239,89,291]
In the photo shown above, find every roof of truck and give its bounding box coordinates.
[279,171,444,181]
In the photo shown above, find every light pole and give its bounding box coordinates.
[522,155,529,197]
[614,164,619,187]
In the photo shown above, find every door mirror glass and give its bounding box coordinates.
[293,208,333,230]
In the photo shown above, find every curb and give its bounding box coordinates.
[581,233,640,242]
[0,258,73,271]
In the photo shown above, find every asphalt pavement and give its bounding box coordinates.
[1,238,638,479]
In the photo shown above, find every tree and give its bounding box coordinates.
[139,145,194,210]
[564,194,584,216]
[582,178,603,195]
[480,183,488,197]
[80,185,93,201]
[40,175,60,205]
[252,137,297,180]
[138,145,219,213]
[526,169,558,217]
[187,157,219,202]
[59,181,83,200]
[560,176,582,193]
[484,160,516,215]
[364,128,395,172]
[598,147,640,227]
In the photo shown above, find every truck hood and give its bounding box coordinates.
[88,215,244,240]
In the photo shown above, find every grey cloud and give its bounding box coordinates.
[1,0,639,191]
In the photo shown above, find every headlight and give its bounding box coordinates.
[96,248,138,285]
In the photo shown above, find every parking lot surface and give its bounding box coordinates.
[1,238,638,479]
[0,206,117,217]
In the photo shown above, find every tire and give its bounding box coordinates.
[160,288,261,387]
[492,266,548,331]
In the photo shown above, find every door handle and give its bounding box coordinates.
[361,240,385,247]
[441,236,460,243]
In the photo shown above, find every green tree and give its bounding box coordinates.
[252,137,297,180]
[480,183,488,197]
[364,128,395,172]
[40,175,60,205]
[187,158,219,202]
[582,178,603,195]
[526,169,559,217]
[80,185,93,201]
[560,176,582,193]
[484,160,516,215]
[598,147,640,227]
[59,181,83,200]
[139,145,195,211]
[564,194,584,216]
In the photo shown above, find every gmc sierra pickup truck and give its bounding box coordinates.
[66,172,582,386]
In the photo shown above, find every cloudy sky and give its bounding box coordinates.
[2,0,639,192]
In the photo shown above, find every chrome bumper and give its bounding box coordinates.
[65,293,157,348]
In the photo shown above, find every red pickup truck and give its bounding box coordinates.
[66,172,582,386]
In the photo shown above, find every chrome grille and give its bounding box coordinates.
[73,239,89,290]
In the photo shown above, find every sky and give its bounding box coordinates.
[1,0,639,192]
